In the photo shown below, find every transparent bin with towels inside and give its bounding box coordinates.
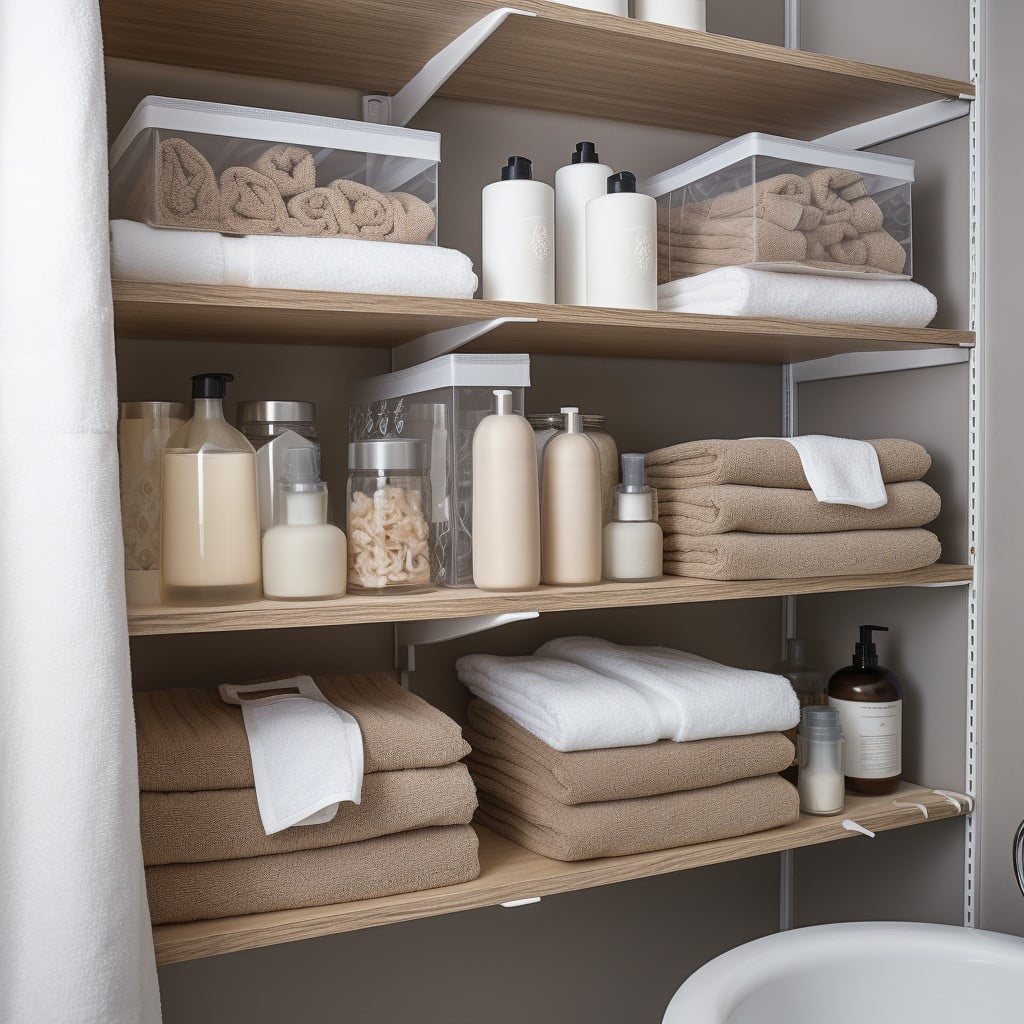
[641,133,913,284]
[349,354,530,588]
[109,96,439,243]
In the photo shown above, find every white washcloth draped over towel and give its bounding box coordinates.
[456,638,799,752]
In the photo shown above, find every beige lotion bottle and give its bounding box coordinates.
[262,446,347,600]
[542,407,602,585]
[472,389,541,591]
[602,453,663,581]
[161,373,261,605]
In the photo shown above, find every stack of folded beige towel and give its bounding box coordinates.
[136,673,479,924]
[133,137,436,242]
[645,438,942,581]
[658,169,907,280]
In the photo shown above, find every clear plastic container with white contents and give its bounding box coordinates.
[347,440,432,594]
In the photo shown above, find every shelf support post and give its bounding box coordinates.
[393,317,537,370]
[363,7,537,126]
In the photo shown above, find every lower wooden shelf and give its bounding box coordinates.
[152,783,968,964]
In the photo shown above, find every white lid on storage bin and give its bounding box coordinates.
[109,96,441,169]
[351,354,531,403]
[640,132,915,198]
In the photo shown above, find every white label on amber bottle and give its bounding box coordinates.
[829,698,902,779]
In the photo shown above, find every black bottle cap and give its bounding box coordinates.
[853,624,889,669]
[501,156,534,181]
[572,141,600,164]
[607,170,638,194]
[191,373,234,399]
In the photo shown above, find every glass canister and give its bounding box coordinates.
[118,401,187,604]
[797,706,846,816]
[347,439,432,594]
[529,412,619,523]
[237,400,318,448]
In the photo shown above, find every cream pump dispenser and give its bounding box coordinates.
[602,454,663,581]
[482,156,554,303]
[262,446,347,600]
[586,170,658,311]
[472,389,541,591]
[542,407,603,585]
[555,142,613,306]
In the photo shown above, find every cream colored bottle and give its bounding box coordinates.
[472,389,540,590]
[542,407,602,585]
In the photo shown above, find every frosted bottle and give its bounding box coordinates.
[602,453,663,581]
[482,156,554,303]
[586,171,658,311]
[555,141,613,305]
[262,447,347,600]
[635,0,706,30]
[472,389,541,591]
[542,407,602,585]
[160,373,261,605]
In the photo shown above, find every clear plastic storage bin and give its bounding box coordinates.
[642,133,914,283]
[349,354,531,588]
[109,97,439,243]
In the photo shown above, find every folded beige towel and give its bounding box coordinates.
[149,138,221,230]
[646,438,931,490]
[328,179,395,239]
[220,166,295,235]
[683,173,814,231]
[466,700,793,805]
[471,767,799,861]
[662,528,941,581]
[250,145,316,198]
[141,763,477,866]
[286,187,342,236]
[807,167,868,218]
[135,673,470,792]
[146,824,480,924]
[657,481,940,537]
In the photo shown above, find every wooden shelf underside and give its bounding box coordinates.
[152,783,968,964]
[113,284,974,365]
[128,564,972,637]
[100,0,972,137]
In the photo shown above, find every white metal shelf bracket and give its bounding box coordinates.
[393,317,537,370]
[789,347,970,384]
[814,97,972,151]
[363,7,537,126]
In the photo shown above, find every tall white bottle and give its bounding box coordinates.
[482,156,554,303]
[542,407,602,586]
[557,0,628,13]
[586,170,658,311]
[472,390,541,591]
[635,0,707,30]
[555,142,613,306]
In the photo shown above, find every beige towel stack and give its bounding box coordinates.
[465,699,798,862]
[137,673,480,924]
[645,438,942,581]
[659,169,908,281]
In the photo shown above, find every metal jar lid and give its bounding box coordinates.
[237,400,317,424]
[348,438,427,472]
[527,412,607,431]
[119,401,187,418]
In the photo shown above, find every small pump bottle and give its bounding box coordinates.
[542,407,602,585]
[261,447,347,600]
[602,454,663,581]
[585,170,658,311]
[555,141,613,306]
[472,389,541,591]
[828,625,903,795]
[482,156,554,303]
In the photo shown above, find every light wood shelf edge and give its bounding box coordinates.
[151,783,967,964]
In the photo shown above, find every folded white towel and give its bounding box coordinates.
[109,219,479,299]
[780,434,888,509]
[536,637,800,743]
[455,655,664,752]
[657,267,937,327]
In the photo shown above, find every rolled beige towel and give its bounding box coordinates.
[286,187,342,236]
[149,138,221,230]
[657,481,940,537]
[146,824,480,924]
[219,165,295,234]
[661,528,941,581]
[389,191,436,244]
[328,178,395,239]
[684,173,814,231]
[250,144,315,198]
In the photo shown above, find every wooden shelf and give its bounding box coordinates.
[128,564,972,637]
[152,783,968,964]
[100,0,972,137]
[113,284,974,365]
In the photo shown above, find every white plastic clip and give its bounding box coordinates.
[933,789,975,813]
[842,819,876,838]
[501,896,542,908]
[893,800,929,819]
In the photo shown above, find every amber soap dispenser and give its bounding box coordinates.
[827,625,902,795]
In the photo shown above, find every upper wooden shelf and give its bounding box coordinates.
[152,783,968,964]
[112,284,973,365]
[128,564,972,637]
[100,0,972,136]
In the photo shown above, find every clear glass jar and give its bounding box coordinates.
[347,439,432,594]
[237,400,318,449]
[797,707,845,816]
